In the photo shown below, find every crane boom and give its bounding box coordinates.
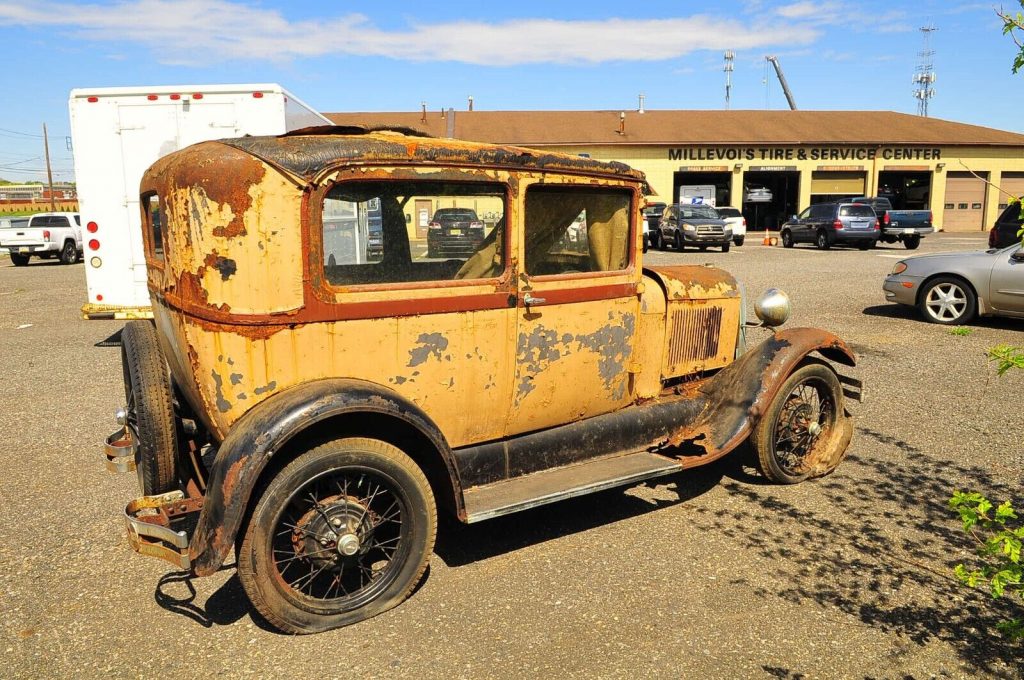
[766,56,798,110]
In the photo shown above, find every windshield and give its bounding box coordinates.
[679,205,718,219]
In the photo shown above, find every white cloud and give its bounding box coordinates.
[0,0,822,66]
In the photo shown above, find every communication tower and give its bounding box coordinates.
[913,25,937,117]
[724,51,734,109]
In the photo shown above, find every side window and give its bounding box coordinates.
[525,186,631,276]
[51,216,70,228]
[321,181,505,286]
[811,204,831,220]
[797,208,812,220]
[143,194,164,260]
[73,215,81,226]
[999,203,1023,223]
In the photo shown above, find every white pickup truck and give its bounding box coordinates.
[0,212,82,266]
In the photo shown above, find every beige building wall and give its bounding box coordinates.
[540,143,1024,232]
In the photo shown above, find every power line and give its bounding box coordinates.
[0,126,45,139]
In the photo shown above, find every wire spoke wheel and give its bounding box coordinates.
[238,437,436,634]
[752,362,846,484]
[271,467,409,607]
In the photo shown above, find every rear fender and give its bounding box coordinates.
[188,378,456,576]
[668,327,856,458]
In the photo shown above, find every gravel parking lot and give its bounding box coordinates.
[1,234,1022,679]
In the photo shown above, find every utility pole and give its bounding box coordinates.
[43,123,55,211]
[913,26,937,117]
[723,51,734,109]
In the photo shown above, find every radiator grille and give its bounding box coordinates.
[667,305,724,368]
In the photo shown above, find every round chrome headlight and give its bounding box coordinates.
[755,288,791,327]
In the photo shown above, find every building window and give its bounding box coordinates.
[971,203,982,210]
[958,203,968,210]
[944,203,954,209]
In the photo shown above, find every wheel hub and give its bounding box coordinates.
[292,494,375,566]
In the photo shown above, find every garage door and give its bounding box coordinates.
[810,171,865,195]
[943,172,987,231]
[998,172,1024,211]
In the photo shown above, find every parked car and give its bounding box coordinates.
[0,216,29,230]
[642,201,666,252]
[781,202,879,250]
[883,242,1024,324]
[426,207,485,258]
[0,212,82,266]
[653,203,732,252]
[989,202,1023,249]
[716,206,747,246]
[103,127,860,634]
[848,196,932,250]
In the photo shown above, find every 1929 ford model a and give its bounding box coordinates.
[104,126,861,634]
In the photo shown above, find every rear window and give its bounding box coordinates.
[716,207,741,217]
[839,205,877,218]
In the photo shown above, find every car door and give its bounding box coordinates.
[507,178,641,447]
[988,244,1024,315]
[792,207,812,242]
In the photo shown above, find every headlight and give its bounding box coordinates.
[891,262,907,275]
[754,288,792,327]
[681,223,696,231]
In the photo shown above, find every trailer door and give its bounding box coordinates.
[177,102,239,145]
[118,103,178,305]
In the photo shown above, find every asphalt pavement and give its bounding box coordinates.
[0,233,1022,678]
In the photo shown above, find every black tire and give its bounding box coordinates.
[919,276,976,325]
[904,235,921,250]
[857,242,871,251]
[674,232,684,251]
[722,242,730,253]
[657,232,669,251]
[120,321,178,495]
[10,253,29,266]
[734,236,745,247]
[642,235,649,253]
[699,245,708,252]
[752,363,845,484]
[883,236,897,244]
[60,240,79,265]
[238,437,436,634]
[781,230,794,248]
[816,230,831,250]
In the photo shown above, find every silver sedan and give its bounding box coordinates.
[883,243,1024,324]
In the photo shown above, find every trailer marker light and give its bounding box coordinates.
[252,92,264,98]
[87,96,98,103]
[90,257,102,268]
[192,93,203,99]
[96,294,103,301]
[87,221,98,233]
[88,239,100,251]
[170,93,181,101]
[147,94,158,101]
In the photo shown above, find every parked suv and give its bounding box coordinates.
[781,202,880,250]
[653,203,732,252]
[715,206,747,246]
[426,207,486,258]
[989,202,1023,249]
[102,127,860,634]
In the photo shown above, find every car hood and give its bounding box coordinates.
[901,249,999,273]
[678,217,727,226]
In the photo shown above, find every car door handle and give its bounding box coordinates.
[523,292,547,306]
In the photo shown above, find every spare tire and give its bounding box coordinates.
[120,321,178,495]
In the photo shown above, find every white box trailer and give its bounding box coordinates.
[678,184,717,207]
[69,83,331,319]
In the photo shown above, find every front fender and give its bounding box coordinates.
[189,378,455,576]
[669,327,856,458]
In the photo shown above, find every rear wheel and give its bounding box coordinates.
[120,321,178,495]
[734,236,745,246]
[60,240,79,265]
[904,235,921,250]
[10,253,29,266]
[752,363,846,484]
[237,438,436,634]
[781,230,794,248]
[816,230,830,250]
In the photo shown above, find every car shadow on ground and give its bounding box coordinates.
[863,303,1024,331]
[693,427,1023,676]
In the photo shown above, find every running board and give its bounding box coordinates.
[463,451,684,523]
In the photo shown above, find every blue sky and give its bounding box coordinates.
[0,0,1020,182]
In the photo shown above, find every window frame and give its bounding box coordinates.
[140,191,166,269]
[310,175,514,296]
[521,182,637,282]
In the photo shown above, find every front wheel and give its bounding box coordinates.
[674,232,684,251]
[781,230,794,248]
[919,276,975,325]
[734,236,745,247]
[10,253,29,266]
[722,242,730,253]
[752,363,848,484]
[237,437,437,634]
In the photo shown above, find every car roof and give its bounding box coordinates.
[213,126,648,186]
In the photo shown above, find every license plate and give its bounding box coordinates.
[903,228,915,234]
[19,247,29,253]
[449,229,462,236]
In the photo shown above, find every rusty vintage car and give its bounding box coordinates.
[104,126,862,634]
